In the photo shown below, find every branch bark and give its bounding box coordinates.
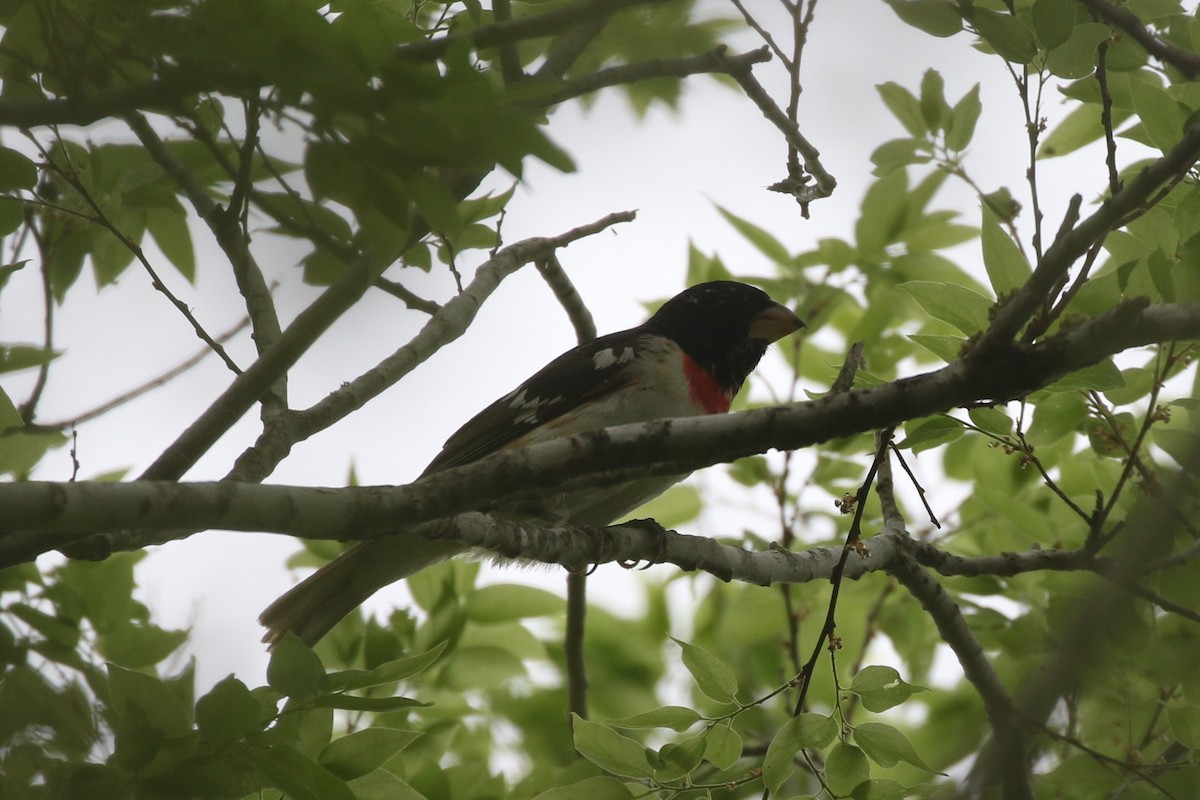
[2,300,1197,564]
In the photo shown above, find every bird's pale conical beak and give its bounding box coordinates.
[748,302,805,343]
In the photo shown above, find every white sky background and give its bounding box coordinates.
[0,0,1120,690]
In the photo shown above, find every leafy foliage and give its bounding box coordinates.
[2,0,1200,799]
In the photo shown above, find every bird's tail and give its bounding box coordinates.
[260,535,463,647]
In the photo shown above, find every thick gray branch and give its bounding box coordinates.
[1,300,1197,564]
[226,211,636,485]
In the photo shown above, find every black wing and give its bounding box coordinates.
[420,328,646,476]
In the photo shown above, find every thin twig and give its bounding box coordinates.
[34,316,252,429]
[1079,0,1200,77]
[1095,39,1122,196]
[722,50,836,203]
[729,0,792,68]
[31,132,243,376]
[789,428,894,717]
[525,46,771,108]
[535,254,596,342]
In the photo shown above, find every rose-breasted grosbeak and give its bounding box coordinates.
[260,281,804,645]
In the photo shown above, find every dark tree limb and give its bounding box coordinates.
[395,0,675,64]
[524,46,772,108]
[1078,0,1200,77]
[2,299,1197,564]
[880,461,1034,800]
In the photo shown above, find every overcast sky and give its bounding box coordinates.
[0,0,1108,688]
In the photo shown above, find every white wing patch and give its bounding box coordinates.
[592,346,637,370]
[505,388,564,425]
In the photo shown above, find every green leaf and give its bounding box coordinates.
[673,638,738,704]
[533,776,634,800]
[853,722,936,771]
[825,743,872,797]
[904,214,978,251]
[623,484,701,528]
[442,645,525,690]
[0,146,37,191]
[0,386,20,432]
[1132,78,1186,152]
[1155,428,1200,470]
[703,724,742,769]
[1046,23,1112,79]
[0,199,24,237]
[0,429,67,475]
[1025,391,1087,445]
[106,663,192,738]
[981,204,1031,295]
[970,9,1038,63]
[884,0,963,38]
[851,779,909,800]
[919,69,948,132]
[267,635,325,699]
[654,735,706,781]
[876,82,927,138]
[257,190,354,242]
[1039,102,1127,159]
[717,205,792,266]
[1048,359,1125,392]
[319,727,422,780]
[571,714,654,779]
[460,184,516,224]
[848,666,928,712]
[1168,704,1200,748]
[856,169,910,257]
[196,676,263,745]
[945,84,982,152]
[1104,366,1156,405]
[870,138,933,175]
[607,705,702,732]
[464,585,564,623]
[146,207,195,282]
[10,603,79,649]
[899,280,993,334]
[0,344,59,374]
[728,455,774,487]
[1090,412,1129,453]
[97,623,187,669]
[408,170,463,241]
[900,415,964,453]
[908,334,964,362]
[347,769,426,800]
[762,714,838,794]
[968,406,1014,435]
[250,744,355,800]
[310,694,430,712]
[1031,0,1076,49]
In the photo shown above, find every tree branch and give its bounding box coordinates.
[524,46,772,108]
[225,210,636,486]
[135,250,376,484]
[0,69,256,128]
[1077,0,1200,78]
[395,0,674,63]
[972,119,1200,357]
[126,111,284,378]
[966,451,1200,795]
[721,49,837,204]
[879,455,1033,800]
[2,299,1197,563]
[535,254,597,342]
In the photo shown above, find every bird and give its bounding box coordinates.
[260,280,804,646]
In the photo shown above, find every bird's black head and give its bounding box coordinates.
[644,281,804,392]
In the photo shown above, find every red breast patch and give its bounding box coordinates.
[682,354,733,414]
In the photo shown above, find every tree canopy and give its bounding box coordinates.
[1,1,1200,798]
